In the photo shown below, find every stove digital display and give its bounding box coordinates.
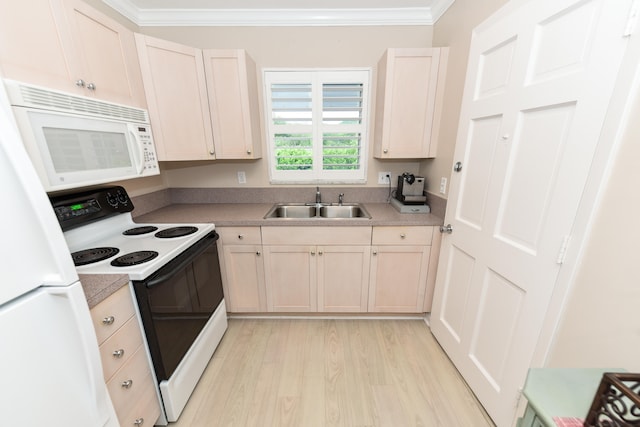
[55,199,101,221]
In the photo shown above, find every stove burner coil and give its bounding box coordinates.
[155,226,198,239]
[72,247,120,266]
[110,251,159,267]
[123,226,159,236]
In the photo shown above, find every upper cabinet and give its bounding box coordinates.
[135,35,214,161]
[203,50,262,160]
[135,35,262,161]
[0,0,146,108]
[373,48,448,159]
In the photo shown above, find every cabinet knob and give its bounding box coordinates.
[318,250,323,255]
[373,250,377,255]
[75,79,85,88]
[209,150,215,155]
[112,349,125,358]
[383,148,388,154]
[256,251,261,256]
[310,250,315,255]
[238,234,244,240]
[246,149,252,155]
[87,82,96,91]
[121,379,133,389]
[134,418,144,426]
[400,233,406,239]
[102,316,115,325]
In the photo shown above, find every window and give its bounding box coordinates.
[264,69,370,183]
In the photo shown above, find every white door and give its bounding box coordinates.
[430,1,635,426]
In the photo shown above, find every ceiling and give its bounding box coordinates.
[101,0,455,26]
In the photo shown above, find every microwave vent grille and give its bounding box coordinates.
[17,84,148,123]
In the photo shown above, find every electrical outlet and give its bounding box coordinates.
[440,177,447,194]
[237,171,246,184]
[378,172,392,185]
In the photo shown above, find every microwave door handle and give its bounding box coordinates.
[130,129,145,175]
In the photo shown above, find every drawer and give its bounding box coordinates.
[99,315,144,381]
[218,226,262,245]
[118,372,160,427]
[372,226,434,245]
[107,346,153,419]
[262,226,372,245]
[90,285,135,345]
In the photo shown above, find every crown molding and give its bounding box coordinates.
[101,1,454,26]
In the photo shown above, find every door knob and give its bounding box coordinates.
[454,162,463,172]
[439,224,453,234]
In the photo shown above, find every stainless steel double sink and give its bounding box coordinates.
[263,203,371,219]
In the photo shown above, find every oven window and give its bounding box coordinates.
[136,238,223,380]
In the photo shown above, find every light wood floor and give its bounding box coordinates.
[171,318,495,427]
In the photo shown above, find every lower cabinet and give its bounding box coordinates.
[261,244,371,312]
[369,226,439,313]
[217,225,440,314]
[318,245,371,312]
[262,226,372,313]
[369,245,430,312]
[90,285,161,427]
[217,227,266,312]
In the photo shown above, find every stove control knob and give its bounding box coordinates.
[106,192,119,208]
[117,190,128,205]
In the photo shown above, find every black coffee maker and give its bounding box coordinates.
[395,172,427,204]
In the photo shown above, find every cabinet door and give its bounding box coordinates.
[64,0,146,107]
[263,245,316,312]
[221,245,266,312]
[368,245,430,312]
[135,34,214,160]
[317,246,370,312]
[374,48,448,159]
[0,0,81,94]
[203,49,262,159]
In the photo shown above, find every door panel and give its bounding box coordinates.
[496,103,576,251]
[458,115,503,230]
[438,245,475,343]
[469,269,524,390]
[430,1,634,426]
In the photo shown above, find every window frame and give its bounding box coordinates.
[263,68,371,184]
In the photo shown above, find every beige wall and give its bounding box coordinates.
[130,25,432,189]
[546,89,640,371]
[424,0,508,197]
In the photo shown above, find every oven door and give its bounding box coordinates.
[133,231,223,381]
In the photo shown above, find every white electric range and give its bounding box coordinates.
[50,186,227,425]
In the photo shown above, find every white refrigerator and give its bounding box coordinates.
[0,83,118,426]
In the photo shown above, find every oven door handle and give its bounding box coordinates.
[144,231,218,288]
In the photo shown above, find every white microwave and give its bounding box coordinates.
[4,80,159,192]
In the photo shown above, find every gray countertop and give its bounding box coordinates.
[80,274,129,309]
[134,202,444,227]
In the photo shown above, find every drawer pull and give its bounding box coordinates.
[238,234,244,240]
[112,349,125,358]
[134,418,144,426]
[373,250,377,255]
[121,379,133,389]
[102,316,115,325]
[400,233,406,239]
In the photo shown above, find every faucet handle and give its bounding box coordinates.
[338,193,344,205]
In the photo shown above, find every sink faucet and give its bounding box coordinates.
[338,193,344,206]
[315,186,322,205]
